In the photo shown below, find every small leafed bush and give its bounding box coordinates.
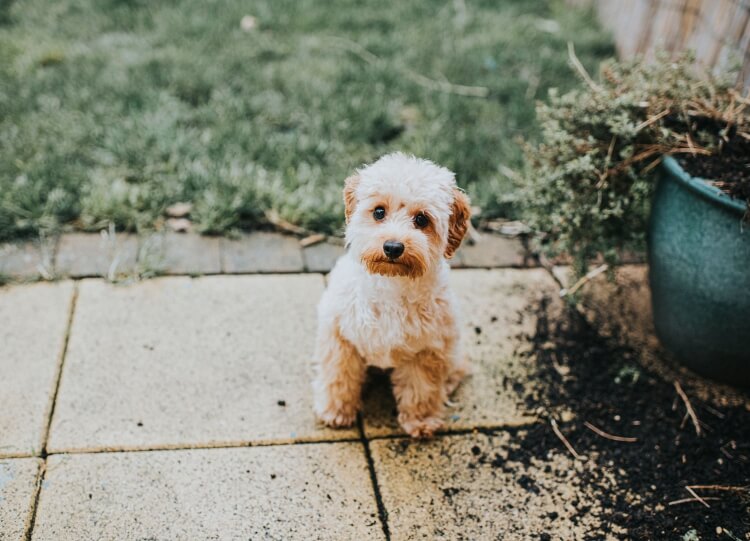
[520,52,750,274]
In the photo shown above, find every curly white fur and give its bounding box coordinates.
[312,153,471,438]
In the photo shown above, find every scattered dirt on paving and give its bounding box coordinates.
[518,297,750,540]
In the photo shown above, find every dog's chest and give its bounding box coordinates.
[342,285,448,368]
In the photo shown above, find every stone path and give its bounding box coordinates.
[2,234,745,540]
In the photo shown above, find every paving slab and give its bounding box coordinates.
[221,232,304,273]
[0,238,55,280]
[302,241,345,273]
[55,233,138,278]
[370,432,623,541]
[48,274,357,452]
[458,234,527,268]
[33,443,383,540]
[0,458,42,541]
[0,281,74,457]
[362,268,558,437]
[139,232,221,275]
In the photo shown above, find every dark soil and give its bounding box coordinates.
[517,298,750,540]
[677,136,750,207]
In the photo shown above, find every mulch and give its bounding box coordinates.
[678,136,750,208]
[517,298,750,539]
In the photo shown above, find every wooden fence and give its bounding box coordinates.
[572,0,750,90]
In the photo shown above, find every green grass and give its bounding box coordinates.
[0,0,614,240]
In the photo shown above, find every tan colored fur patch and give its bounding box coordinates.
[360,243,428,279]
[312,322,366,427]
[445,188,471,258]
[343,174,361,224]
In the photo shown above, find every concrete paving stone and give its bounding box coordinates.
[362,268,559,437]
[139,232,221,275]
[459,234,527,268]
[0,281,74,457]
[370,432,623,540]
[0,458,42,541]
[33,443,383,541]
[0,238,55,280]
[221,232,304,273]
[302,241,345,273]
[47,274,357,452]
[55,233,137,278]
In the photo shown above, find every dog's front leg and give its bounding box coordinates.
[312,323,365,428]
[392,350,448,438]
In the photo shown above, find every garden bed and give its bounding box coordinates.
[519,300,750,539]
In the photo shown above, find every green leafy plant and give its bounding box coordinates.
[520,51,750,274]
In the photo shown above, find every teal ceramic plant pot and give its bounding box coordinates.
[648,156,750,386]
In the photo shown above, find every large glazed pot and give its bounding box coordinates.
[648,156,750,386]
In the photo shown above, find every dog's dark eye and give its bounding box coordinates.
[373,206,386,221]
[414,212,429,229]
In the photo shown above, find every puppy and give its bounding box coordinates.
[312,152,471,438]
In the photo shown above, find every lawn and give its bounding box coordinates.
[0,0,614,241]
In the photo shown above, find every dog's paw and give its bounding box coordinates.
[316,406,357,428]
[399,414,444,439]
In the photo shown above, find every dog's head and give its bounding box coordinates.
[344,152,470,279]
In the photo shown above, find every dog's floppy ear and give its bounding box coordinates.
[445,187,471,259]
[343,174,360,223]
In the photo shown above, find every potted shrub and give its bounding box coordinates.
[520,53,750,386]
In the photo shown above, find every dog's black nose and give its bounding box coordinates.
[383,240,405,260]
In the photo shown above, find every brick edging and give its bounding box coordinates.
[1,231,536,284]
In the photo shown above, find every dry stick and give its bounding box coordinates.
[583,421,638,443]
[560,263,609,298]
[668,497,721,506]
[687,485,750,492]
[634,109,671,132]
[674,381,702,437]
[685,486,711,508]
[567,42,601,92]
[265,209,312,236]
[679,411,690,430]
[550,419,586,461]
[642,155,664,174]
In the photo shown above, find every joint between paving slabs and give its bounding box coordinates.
[41,436,364,457]
[357,415,392,541]
[23,282,79,541]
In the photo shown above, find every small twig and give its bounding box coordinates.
[685,486,711,508]
[674,381,702,436]
[686,485,749,492]
[299,233,326,248]
[642,155,663,173]
[264,209,312,236]
[567,42,600,92]
[550,418,586,460]
[703,405,725,419]
[560,263,608,297]
[668,496,720,506]
[719,528,744,541]
[634,109,671,132]
[583,421,638,443]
